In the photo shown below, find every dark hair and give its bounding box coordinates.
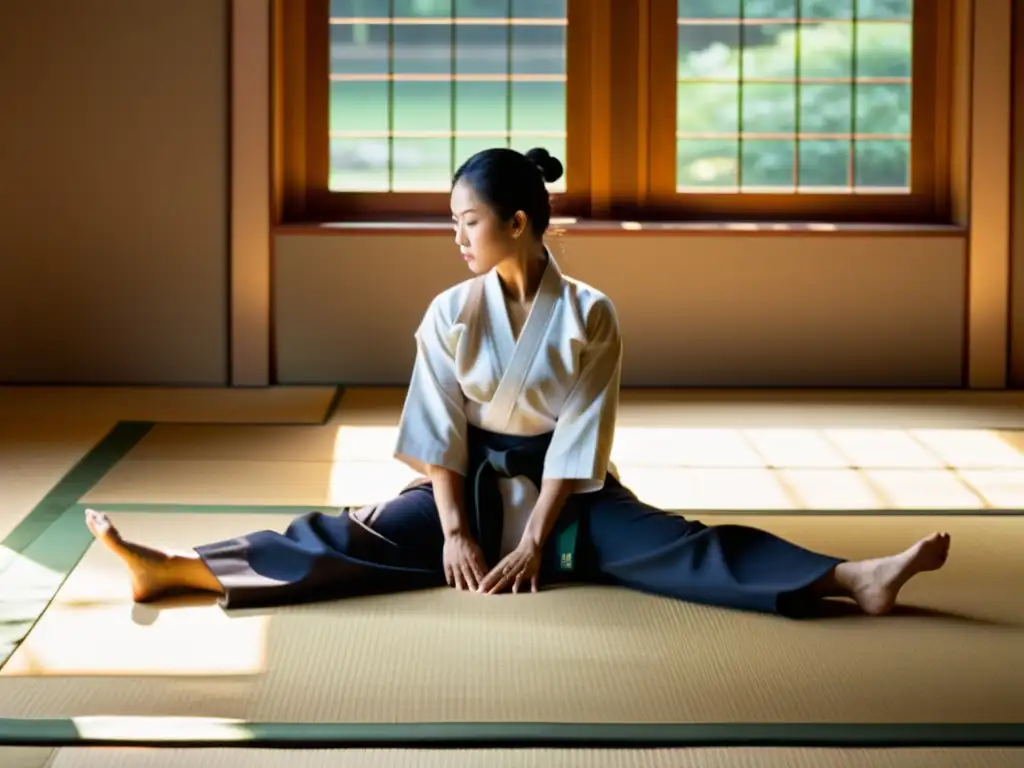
[452,147,564,239]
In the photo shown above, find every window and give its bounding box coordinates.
[275,0,953,223]
[276,0,585,221]
[646,0,950,221]
[328,0,567,194]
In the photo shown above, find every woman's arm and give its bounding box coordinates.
[540,297,622,496]
[429,463,488,591]
[428,464,471,539]
[521,478,578,549]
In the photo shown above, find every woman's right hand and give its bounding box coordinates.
[442,531,488,592]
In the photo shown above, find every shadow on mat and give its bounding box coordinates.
[129,593,223,625]
[811,598,1014,627]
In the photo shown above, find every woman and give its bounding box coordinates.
[86,147,950,617]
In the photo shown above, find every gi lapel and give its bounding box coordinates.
[485,252,562,432]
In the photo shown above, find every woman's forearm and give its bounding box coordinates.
[521,478,577,548]
[427,465,470,539]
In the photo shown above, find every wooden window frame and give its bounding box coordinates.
[274,0,955,226]
[642,0,954,224]
[274,0,592,224]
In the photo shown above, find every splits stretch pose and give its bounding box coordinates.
[87,147,950,618]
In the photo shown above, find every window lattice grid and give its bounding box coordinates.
[675,0,913,194]
[328,0,568,193]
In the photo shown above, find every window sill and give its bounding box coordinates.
[274,219,966,237]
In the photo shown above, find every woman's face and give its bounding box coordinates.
[450,178,524,275]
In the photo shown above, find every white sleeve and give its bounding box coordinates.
[542,297,622,493]
[393,297,468,476]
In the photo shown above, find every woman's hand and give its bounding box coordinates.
[442,531,488,592]
[478,539,543,594]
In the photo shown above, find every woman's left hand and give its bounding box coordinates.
[478,539,542,594]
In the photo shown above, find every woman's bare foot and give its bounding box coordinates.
[836,532,951,616]
[85,509,181,602]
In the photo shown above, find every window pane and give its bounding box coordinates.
[678,140,739,190]
[741,140,795,189]
[327,1,568,193]
[754,0,797,19]
[857,0,912,21]
[742,83,796,133]
[855,20,911,78]
[393,82,453,132]
[854,140,909,190]
[855,82,911,135]
[511,22,566,76]
[513,0,566,18]
[330,82,389,133]
[456,23,507,75]
[678,83,738,134]
[392,22,451,76]
[454,81,508,132]
[329,19,388,76]
[798,140,850,190]
[330,139,389,192]
[799,84,852,134]
[742,24,797,80]
[801,0,854,20]
[678,24,740,80]
[798,22,853,79]
[392,138,453,191]
[678,0,740,20]
[510,81,565,133]
[676,0,913,196]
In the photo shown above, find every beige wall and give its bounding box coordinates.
[0,0,228,385]
[0,0,1011,388]
[275,233,966,387]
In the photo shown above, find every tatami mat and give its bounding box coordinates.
[0,386,338,426]
[1,511,1021,725]
[78,459,420,507]
[614,389,1024,428]
[81,417,1024,509]
[0,422,112,545]
[3,746,1023,768]
[334,386,1024,429]
[0,386,338,551]
[0,747,53,768]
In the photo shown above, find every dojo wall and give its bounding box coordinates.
[0,0,230,386]
[0,0,1018,388]
[274,233,965,387]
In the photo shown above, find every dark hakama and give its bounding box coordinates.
[195,427,843,616]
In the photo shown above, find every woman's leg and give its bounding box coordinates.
[84,484,448,609]
[86,509,224,599]
[579,476,951,617]
[799,535,950,615]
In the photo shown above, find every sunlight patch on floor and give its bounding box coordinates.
[3,515,279,679]
[1,602,269,677]
[324,424,1024,510]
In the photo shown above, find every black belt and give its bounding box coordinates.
[464,425,579,572]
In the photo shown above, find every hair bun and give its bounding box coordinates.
[525,147,564,184]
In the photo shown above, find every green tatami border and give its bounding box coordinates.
[0,421,156,671]
[0,421,154,578]
[0,719,1021,749]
